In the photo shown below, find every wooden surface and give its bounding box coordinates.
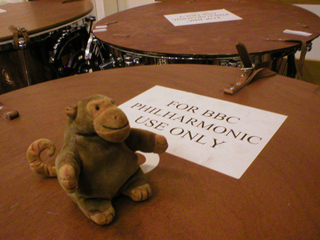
[0,0,93,43]
[0,64,319,239]
[93,0,320,58]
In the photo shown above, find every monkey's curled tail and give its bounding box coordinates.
[26,138,57,177]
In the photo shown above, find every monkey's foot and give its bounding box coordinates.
[90,206,115,225]
[59,164,78,193]
[130,183,152,201]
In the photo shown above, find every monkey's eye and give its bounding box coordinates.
[95,105,100,111]
[111,99,115,105]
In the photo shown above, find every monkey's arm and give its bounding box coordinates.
[125,128,168,153]
[56,150,80,194]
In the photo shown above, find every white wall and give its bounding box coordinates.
[294,4,320,60]
[91,0,155,20]
[102,0,119,18]
[117,0,155,12]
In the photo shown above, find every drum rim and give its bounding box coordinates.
[0,13,92,52]
[100,40,304,60]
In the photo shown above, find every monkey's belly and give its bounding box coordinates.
[77,146,140,198]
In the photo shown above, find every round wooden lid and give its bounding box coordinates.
[0,0,93,43]
[94,0,320,57]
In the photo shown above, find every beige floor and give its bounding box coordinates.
[301,59,320,85]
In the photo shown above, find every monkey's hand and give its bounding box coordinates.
[58,164,78,193]
[153,135,168,154]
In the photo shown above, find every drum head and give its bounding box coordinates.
[93,0,320,57]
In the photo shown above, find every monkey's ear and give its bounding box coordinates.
[65,106,77,119]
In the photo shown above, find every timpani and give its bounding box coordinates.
[0,64,320,239]
[0,0,93,94]
[93,0,320,75]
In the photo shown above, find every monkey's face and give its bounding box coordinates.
[86,97,130,142]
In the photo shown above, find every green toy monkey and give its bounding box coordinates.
[27,94,168,225]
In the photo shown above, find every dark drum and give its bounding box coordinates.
[0,1,93,94]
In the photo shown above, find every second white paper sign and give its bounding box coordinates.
[164,9,242,26]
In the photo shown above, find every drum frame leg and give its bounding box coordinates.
[287,53,297,78]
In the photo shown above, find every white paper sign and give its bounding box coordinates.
[119,86,287,179]
[283,29,312,37]
[164,9,242,27]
